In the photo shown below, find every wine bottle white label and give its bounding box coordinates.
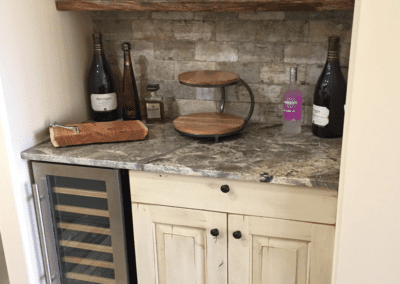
[312,104,329,126]
[91,93,117,112]
[146,103,161,119]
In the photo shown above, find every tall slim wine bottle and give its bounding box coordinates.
[122,42,141,120]
[312,36,347,138]
[87,33,119,122]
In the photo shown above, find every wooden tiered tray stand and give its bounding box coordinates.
[174,70,254,142]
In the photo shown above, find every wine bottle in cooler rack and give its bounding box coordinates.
[88,33,119,121]
[312,36,347,138]
[122,42,142,120]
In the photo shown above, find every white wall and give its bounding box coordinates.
[333,0,400,283]
[0,234,10,284]
[0,109,12,284]
[0,0,92,282]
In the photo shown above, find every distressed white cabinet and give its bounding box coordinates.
[228,214,335,284]
[129,171,338,284]
[132,204,227,284]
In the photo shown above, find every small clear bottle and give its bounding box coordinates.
[282,67,303,134]
[144,84,165,123]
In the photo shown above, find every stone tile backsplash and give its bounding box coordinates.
[91,10,353,125]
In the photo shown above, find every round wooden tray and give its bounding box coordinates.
[173,113,245,137]
[178,70,240,87]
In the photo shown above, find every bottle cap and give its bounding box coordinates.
[122,42,131,51]
[289,67,297,83]
[147,84,160,92]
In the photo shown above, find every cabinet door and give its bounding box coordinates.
[228,214,335,284]
[132,203,227,284]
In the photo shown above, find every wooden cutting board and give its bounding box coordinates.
[173,113,245,136]
[50,120,148,147]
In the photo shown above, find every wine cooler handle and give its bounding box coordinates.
[32,183,53,284]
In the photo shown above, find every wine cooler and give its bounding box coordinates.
[32,162,134,284]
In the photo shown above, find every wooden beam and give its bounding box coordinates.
[56,0,355,12]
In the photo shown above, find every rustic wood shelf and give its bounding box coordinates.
[56,0,354,12]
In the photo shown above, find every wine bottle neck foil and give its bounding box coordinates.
[92,33,104,51]
[327,51,339,61]
[327,36,340,61]
[94,44,103,51]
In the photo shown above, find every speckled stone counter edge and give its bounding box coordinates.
[20,149,339,190]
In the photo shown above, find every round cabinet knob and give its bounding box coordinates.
[220,185,230,193]
[233,231,242,239]
[210,229,219,237]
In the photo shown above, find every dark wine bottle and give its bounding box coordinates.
[122,42,141,120]
[312,36,347,138]
[87,33,119,122]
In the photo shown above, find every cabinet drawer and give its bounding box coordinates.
[129,171,338,225]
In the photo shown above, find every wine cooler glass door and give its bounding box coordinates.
[32,162,129,284]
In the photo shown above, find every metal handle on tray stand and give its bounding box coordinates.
[219,79,254,125]
[220,87,226,113]
[239,79,254,125]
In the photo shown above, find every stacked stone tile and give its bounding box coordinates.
[91,10,353,125]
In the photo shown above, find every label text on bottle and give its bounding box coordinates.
[146,103,161,119]
[312,104,329,126]
[91,93,118,112]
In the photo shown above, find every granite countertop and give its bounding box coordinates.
[21,122,342,190]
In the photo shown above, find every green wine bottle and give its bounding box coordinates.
[312,36,347,138]
[87,33,119,122]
